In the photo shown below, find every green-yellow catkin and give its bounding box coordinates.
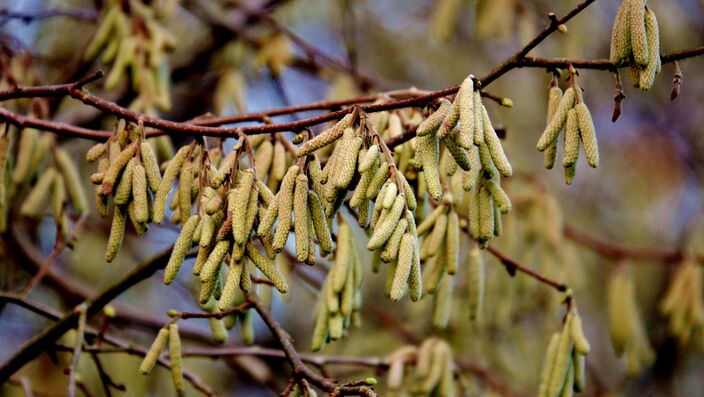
[571,312,591,355]
[208,318,228,344]
[610,0,632,65]
[114,158,136,205]
[629,0,649,66]
[572,349,586,392]
[311,297,330,351]
[537,87,576,151]
[564,164,576,185]
[562,109,580,167]
[417,134,442,201]
[21,168,57,217]
[178,161,194,222]
[390,233,415,301]
[140,142,162,192]
[639,8,660,91]
[538,333,562,397]
[328,313,344,341]
[26,134,53,182]
[468,185,480,239]
[247,244,288,293]
[416,99,452,137]
[408,248,422,302]
[307,191,333,255]
[85,142,106,162]
[243,187,259,244]
[306,215,317,265]
[340,264,355,316]
[139,327,170,375]
[102,144,137,195]
[164,214,200,284]
[366,160,389,199]
[482,107,512,177]
[168,323,183,393]
[544,85,563,169]
[368,195,404,250]
[0,131,9,232]
[484,179,511,213]
[293,174,309,262]
[457,76,475,140]
[433,275,452,329]
[380,219,408,263]
[105,205,127,262]
[467,243,484,320]
[270,140,287,182]
[200,239,230,283]
[382,183,398,209]
[154,145,190,223]
[257,197,279,238]
[400,175,417,212]
[359,145,380,173]
[220,259,244,311]
[254,139,274,181]
[574,103,599,168]
[132,163,149,223]
[55,148,87,213]
[296,113,354,157]
[478,186,494,243]
[445,211,459,275]
[467,90,482,147]
[425,213,448,258]
[13,128,38,184]
[230,169,254,244]
[436,97,460,140]
[417,205,445,236]
[333,133,362,191]
[240,309,255,345]
[442,135,471,171]
[548,316,575,397]
[273,165,299,252]
[52,173,66,221]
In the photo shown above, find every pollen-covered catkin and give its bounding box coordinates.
[273,165,299,252]
[55,148,87,213]
[102,144,137,195]
[140,141,162,192]
[246,244,288,293]
[562,108,580,167]
[575,103,599,168]
[308,191,333,255]
[230,169,254,244]
[416,99,452,137]
[639,8,660,91]
[168,323,183,393]
[467,243,484,320]
[178,161,194,222]
[132,163,149,223]
[537,87,575,151]
[544,85,562,169]
[629,0,649,66]
[293,174,309,262]
[105,205,127,262]
[0,131,9,232]
[13,128,38,184]
[390,233,415,301]
[20,167,57,217]
[139,327,170,375]
[154,144,190,223]
[610,0,632,65]
[457,76,474,138]
[164,214,200,284]
[482,106,512,177]
[296,113,354,157]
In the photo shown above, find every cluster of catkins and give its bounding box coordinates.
[610,0,661,91]
[538,308,590,397]
[139,323,184,394]
[607,266,655,375]
[86,121,161,261]
[84,0,175,110]
[384,338,456,397]
[659,259,704,348]
[537,77,598,185]
[416,75,513,248]
[311,218,363,351]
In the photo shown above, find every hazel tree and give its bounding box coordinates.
[0,0,703,396]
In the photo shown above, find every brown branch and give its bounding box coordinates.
[486,245,568,292]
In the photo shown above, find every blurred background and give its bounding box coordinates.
[1,0,704,396]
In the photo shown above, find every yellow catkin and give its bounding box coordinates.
[629,0,649,66]
[445,211,459,275]
[417,99,452,137]
[562,108,580,167]
[610,0,632,65]
[417,205,445,236]
[442,134,471,171]
[55,148,87,213]
[482,106,512,177]
[537,87,575,151]
[254,139,274,181]
[366,160,389,199]
[13,128,38,184]
[382,182,398,209]
[468,185,480,239]
[472,90,484,146]
[0,131,9,232]
[417,134,442,201]
[220,258,244,311]
[273,165,299,252]
[457,76,475,141]
[484,179,511,213]
[478,186,494,243]
[296,113,354,157]
[113,158,136,205]
[332,220,351,293]
[359,145,380,173]
[132,163,149,224]
[168,323,183,392]
[380,219,408,263]
[230,169,254,244]
[433,276,452,329]
[293,174,309,262]
[493,202,503,237]
[306,214,317,265]
[52,173,66,221]
[26,134,53,182]
[425,213,448,259]
[564,163,577,185]
[575,103,599,168]
[544,86,563,169]
[20,168,57,217]
[333,133,362,190]
[140,141,162,192]
[208,318,228,344]
[242,186,259,244]
[85,142,107,162]
[467,242,484,319]
[139,327,170,375]
[154,144,190,223]
[390,233,415,301]
[311,295,330,351]
[572,349,586,392]
[105,205,127,262]
[350,160,373,208]
[257,197,279,238]
[548,316,575,397]
[308,191,333,255]
[102,144,137,195]
[436,96,460,140]
[571,312,591,355]
[639,8,660,91]
[199,239,230,284]
[246,243,288,293]
[368,195,405,250]
[538,333,562,397]
[164,214,200,284]
[178,161,194,223]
